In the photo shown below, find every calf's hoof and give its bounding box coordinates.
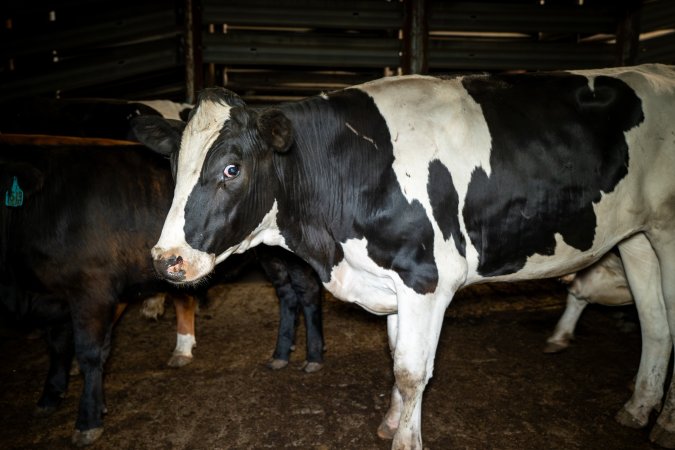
[651,423,675,448]
[301,361,323,373]
[267,358,289,370]
[72,427,104,447]
[615,407,647,429]
[167,354,193,368]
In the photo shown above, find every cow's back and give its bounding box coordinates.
[354,64,675,283]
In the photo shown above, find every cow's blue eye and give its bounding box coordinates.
[224,164,240,178]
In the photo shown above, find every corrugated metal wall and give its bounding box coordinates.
[1,0,674,103]
[0,0,184,102]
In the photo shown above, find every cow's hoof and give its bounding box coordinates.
[615,407,647,429]
[543,341,569,354]
[301,361,323,373]
[377,420,397,440]
[267,358,289,370]
[651,423,675,448]
[33,404,58,417]
[167,354,193,368]
[72,427,104,447]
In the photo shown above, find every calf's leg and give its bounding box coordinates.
[290,262,324,373]
[168,293,197,368]
[69,294,116,447]
[35,322,74,416]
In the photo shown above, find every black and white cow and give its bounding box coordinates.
[0,139,324,446]
[140,64,675,449]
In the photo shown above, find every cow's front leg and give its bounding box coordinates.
[70,295,116,447]
[616,234,670,429]
[389,292,453,450]
[35,322,74,416]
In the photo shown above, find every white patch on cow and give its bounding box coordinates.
[325,238,404,314]
[215,200,289,264]
[135,100,192,120]
[153,99,233,278]
[354,75,493,278]
[174,333,196,356]
[326,234,466,314]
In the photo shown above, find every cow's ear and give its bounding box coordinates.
[257,109,293,153]
[130,116,185,156]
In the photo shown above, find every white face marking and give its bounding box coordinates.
[153,99,233,262]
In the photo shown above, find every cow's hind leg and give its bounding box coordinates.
[544,292,588,353]
[615,234,671,430]
[387,292,453,450]
[644,231,675,447]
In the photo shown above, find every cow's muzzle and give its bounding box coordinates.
[153,254,186,282]
[151,245,216,284]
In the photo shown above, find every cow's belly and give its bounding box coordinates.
[324,238,400,315]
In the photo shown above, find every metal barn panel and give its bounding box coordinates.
[429,2,618,34]
[202,0,403,30]
[203,31,401,69]
[429,39,615,71]
[0,1,184,101]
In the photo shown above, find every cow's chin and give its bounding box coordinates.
[151,245,216,286]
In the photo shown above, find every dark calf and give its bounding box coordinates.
[1,137,324,446]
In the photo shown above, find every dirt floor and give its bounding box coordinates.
[0,270,662,450]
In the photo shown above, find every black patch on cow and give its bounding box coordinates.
[273,90,439,294]
[461,72,644,276]
[427,160,466,257]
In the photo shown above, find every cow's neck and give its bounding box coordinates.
[268,91,413,286]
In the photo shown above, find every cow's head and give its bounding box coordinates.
[132,88,293,284]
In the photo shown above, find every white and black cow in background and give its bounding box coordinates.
[136,64,675,449]
[545,250,635,353]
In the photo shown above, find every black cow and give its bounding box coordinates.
[0,140,323,446]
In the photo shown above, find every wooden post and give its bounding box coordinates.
[615,0,642,67]
[402,0,429,75]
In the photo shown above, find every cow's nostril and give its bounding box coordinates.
[153,254,186,282]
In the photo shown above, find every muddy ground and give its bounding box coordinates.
[0,270,661,450]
